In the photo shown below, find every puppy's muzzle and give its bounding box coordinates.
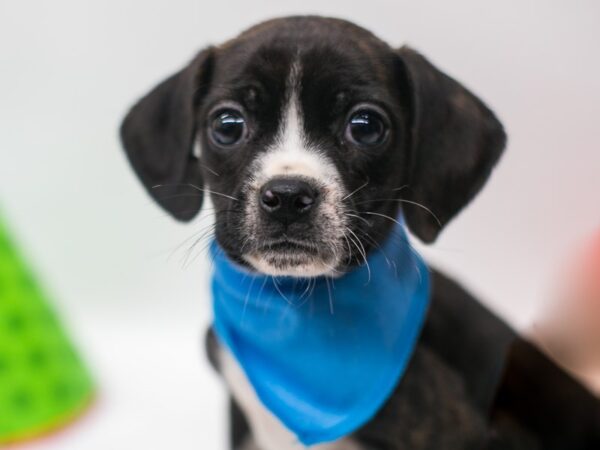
[259,177,319,226]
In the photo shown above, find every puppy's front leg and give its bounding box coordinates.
[221,347,367,450]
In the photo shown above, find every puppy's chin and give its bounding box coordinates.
[243,252,337,277]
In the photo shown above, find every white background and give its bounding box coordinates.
[1,1,599,449]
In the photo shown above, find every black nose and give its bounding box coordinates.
[259,178,317,224]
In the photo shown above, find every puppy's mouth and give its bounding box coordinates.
[257,238,320,255]
[243,237,337,277]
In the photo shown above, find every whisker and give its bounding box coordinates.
[182,225,217,268]
[242,275,258,320]
[345,226,371,285]
[152,183,240,202]
[200,163,220,177]
[344,212,371,227]
[272,276,293,305]
[342,179,369,201]
[325,277,335,315]
[356,198,441,228]
[362,211,403,227]
[341,231,353,264]
[353,227,393,270]
[258,276,270,312]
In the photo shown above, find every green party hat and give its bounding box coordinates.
[0,213,94,444]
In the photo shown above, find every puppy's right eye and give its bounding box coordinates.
[209,109,246,147]
[345,109,387,147]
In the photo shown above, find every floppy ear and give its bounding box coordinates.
[120,48,214,221]
[397,46,506,243]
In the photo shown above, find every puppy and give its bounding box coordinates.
[121,16,600,450]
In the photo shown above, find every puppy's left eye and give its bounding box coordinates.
[345,108,388,147]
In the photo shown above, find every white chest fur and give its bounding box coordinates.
[219,348,364,450]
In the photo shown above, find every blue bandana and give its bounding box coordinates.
[210,223,430,446]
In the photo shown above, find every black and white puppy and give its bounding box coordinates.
[121,16,600,450]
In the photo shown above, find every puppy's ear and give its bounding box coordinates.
[396,47,506,242]
[120,48,214,221]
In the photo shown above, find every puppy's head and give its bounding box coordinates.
[121,16,505,276]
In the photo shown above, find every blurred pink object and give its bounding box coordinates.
[535,228,600,395]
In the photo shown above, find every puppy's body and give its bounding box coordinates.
[212,270,600,450]
[209,270,511,450]
[121,16,600,450]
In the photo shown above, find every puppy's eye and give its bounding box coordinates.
[210,109,246,146]
[345,109,388,147]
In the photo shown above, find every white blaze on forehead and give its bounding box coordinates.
[253,69,341,185]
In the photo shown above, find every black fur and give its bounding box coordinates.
[396,48,506,242]
[121,16,600,449]
[121,49,213,221]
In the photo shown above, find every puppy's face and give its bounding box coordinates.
[199,29,411,276]
[121,17,506,276]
